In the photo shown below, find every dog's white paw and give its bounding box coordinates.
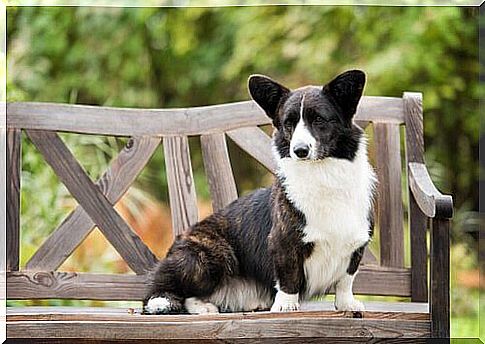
[271,290,300,312]
[185,297,219,314]
[335,297,365,312]
[144,296,172,314]
[271,300,300,312]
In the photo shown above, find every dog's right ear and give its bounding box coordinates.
[248,75,290,125]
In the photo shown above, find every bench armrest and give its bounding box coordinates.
[408,162,453,219]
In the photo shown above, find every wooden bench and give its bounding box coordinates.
[5,93,453,341]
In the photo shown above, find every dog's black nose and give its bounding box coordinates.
[293,145,310,159]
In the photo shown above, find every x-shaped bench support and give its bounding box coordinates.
[25,130,160,274]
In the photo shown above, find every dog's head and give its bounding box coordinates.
[248,70,365,162]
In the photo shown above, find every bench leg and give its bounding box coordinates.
[430,217,450,338]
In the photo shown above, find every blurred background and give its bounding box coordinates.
[6,6,481,338]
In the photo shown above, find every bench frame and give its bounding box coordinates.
[5,92,453,340]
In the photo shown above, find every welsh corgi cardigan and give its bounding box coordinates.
[144,70,377,315]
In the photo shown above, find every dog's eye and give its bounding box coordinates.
[284,119,295,131]
[313,116,326,126]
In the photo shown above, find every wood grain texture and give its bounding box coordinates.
[408,163,453,219]
[362,248,378,265]
[7,128,21,271]
[226,126,277,173]
[403,93,424,164]
[373,123,404,268]
[163,136,198,236]
[6,311,429,322]
[6,306,429,324]
[430,218,450,338]
[201,133,238,212]
[7,301,429,318]
[4,338,432,344]
[7,272,146,300]
[7,97,404,136]
[408,194,428,303]
[7,265,411,300]
[7,317,430,340]
[403,92,428,303]
[25,136,161,271]
[25,130,157,274]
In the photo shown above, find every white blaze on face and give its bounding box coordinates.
[289,93,316,160]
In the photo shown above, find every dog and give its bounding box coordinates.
[143,69,376,315]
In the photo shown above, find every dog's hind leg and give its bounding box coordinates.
[184,297,219,314]
[143,232,237,315]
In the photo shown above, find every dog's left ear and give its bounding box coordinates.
[323,70,366,121]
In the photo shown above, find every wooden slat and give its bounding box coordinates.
[6,316,430,339]
[430,218,450,338]
[403,92,428,302]
[227,126,277,173]
[7,272,145,300]
[403,93,424,164]
[6,302,429,321]
[349,265,410,296]
[6,311,429,322]
[354,120,370,130]
[374,123,404,268]
[2,339,428,344]
[7,128,21,271]
[25,136,161,271]
[6,265,411,300]
[200,133,238,212]
[25,130,157,274]
[7,97,404,136]
[361,248,378,265]
[163,136,198,236]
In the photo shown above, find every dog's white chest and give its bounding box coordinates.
[276,140,376,298]
[300,197,370,297]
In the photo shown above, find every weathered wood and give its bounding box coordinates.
[354,120,370,130]
[7,97,404,136]
[403,93,424,164]
[226,126,277,173]
[408,163,453,219]
[6,305,429,324]
[6,265,411,300]
[7,128,21,271]
[408,194,428,303]
[201,133,238,212]
[25,136,161,271]
[361,248,378,265]
[7,315,430,340]
[7,272,146,300]
[25,130,157,274]
[4,338,432,344]
[7,301,429,318]
[374,123,404,268]
[164,136,198,236]
[430,218,450,338]
[403,92,428,303]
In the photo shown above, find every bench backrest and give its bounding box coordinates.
[5,92,428,302]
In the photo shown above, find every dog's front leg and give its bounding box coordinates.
[268,231,305,312]
[271,285,300,312]
[334,273,364,312]
[334,245,366,312]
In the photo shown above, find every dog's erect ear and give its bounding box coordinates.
[248,75,290,124]
[323,70,366,121]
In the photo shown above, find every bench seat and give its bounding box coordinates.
[7,301,431,341]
